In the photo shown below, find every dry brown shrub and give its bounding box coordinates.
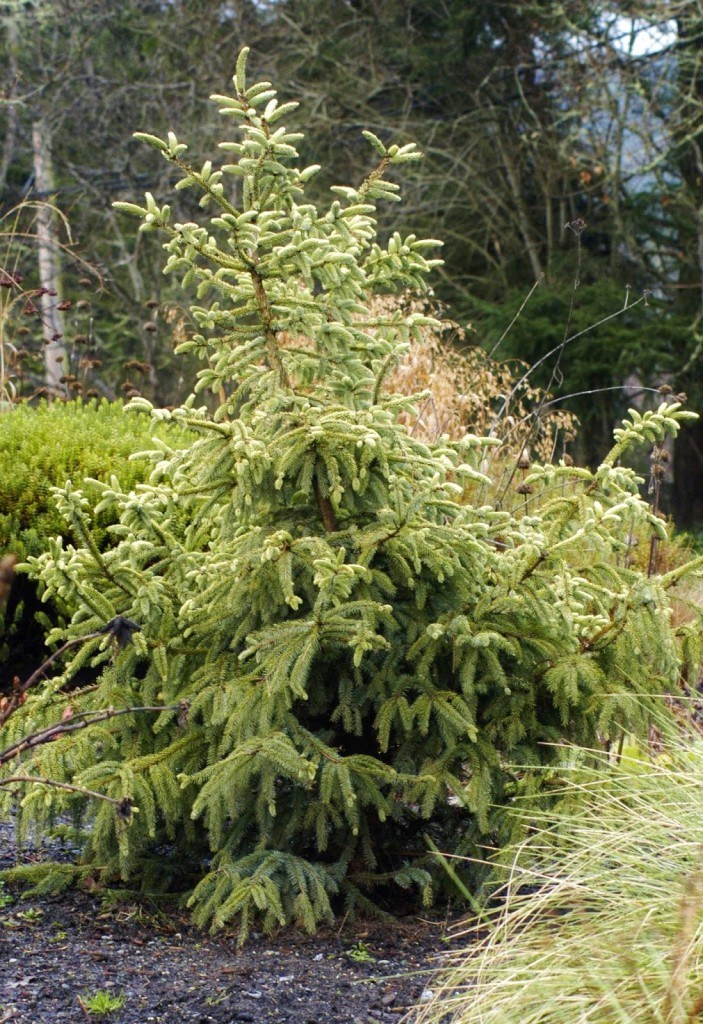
[381,295,577,464]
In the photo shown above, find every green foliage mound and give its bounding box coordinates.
[0,399,191,679]
[2,51,701,939]
[0,399,186,557]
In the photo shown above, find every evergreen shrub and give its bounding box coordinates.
[2,50,702,939]
[0,399,191,679]
[0,399,187,556]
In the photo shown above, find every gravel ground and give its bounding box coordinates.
[0,823,464,1024]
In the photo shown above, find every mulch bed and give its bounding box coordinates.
[0,822,466,1024]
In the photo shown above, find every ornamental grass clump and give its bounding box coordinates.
[2,50,702,939]
[412,735,703,1024]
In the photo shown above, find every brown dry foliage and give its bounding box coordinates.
[381,295,577,465]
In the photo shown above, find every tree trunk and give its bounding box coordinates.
[0,19,19,194]
[497,134,544,282]
[31,119,67,396]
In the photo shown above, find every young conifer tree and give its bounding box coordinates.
[2,49,700,939]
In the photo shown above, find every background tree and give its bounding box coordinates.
[0,0,269,403]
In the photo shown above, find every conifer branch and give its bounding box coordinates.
[0,702,184,768]
[517,550,548,583]
[171,154,241,220]
[0,774,132,810]
[579,613,628,653]
[69,512,132,597]
[372,349,400,405]
[160,223,252,273]
[660,553,703,589]
[249,266,290,388]
[312,474,338,534]
[0,630,102,730]
[359,157,391,198]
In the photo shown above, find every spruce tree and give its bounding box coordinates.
[1,49,700,939]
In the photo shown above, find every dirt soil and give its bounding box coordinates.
[0,823,465,1024]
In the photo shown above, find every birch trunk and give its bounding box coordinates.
[31,119,67,396]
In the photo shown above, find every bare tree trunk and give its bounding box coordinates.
[0,20,19,193]
[31,119,67,396]
[497,135,544,282]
